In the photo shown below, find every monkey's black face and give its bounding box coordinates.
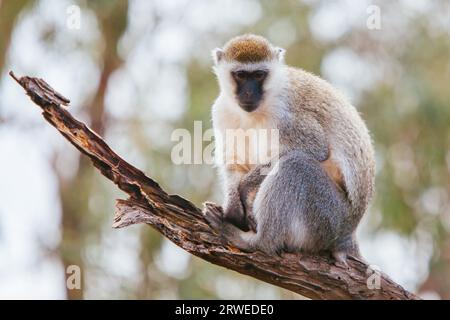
[232,70,268,112]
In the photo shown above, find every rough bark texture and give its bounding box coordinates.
[9,71,420,300]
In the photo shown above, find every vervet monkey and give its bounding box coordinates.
[204,34,375,263]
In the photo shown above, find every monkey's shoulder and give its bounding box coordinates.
[285,67,349,112]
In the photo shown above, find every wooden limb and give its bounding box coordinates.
[9,71,420,300]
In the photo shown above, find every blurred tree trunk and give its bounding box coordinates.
[0,0,30,70]
[57,0,128,299]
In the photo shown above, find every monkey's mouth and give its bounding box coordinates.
[239,102,259,112]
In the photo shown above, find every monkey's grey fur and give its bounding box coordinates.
[204,34,375,263]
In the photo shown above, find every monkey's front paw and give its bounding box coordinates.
[202,202,224,232]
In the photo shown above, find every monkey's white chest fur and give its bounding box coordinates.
[212,100,279,173]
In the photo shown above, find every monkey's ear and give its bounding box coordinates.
[212,48,224,65]
[275,47,286,62]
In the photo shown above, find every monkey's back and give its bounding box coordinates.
[283,67,375,225]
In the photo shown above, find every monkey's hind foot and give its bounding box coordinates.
[202,201,224,232]
[331,250,350,269]
[203,202,256,253]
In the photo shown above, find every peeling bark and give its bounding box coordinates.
[9,71,420,300]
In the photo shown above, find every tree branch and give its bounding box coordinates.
[9,71,420,300]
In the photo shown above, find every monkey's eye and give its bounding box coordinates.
[253,70,268,81]
[233,71,247,81]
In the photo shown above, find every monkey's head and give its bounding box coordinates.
[212,34,286,113]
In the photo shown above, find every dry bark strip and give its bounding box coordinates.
[9,71,420,300]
